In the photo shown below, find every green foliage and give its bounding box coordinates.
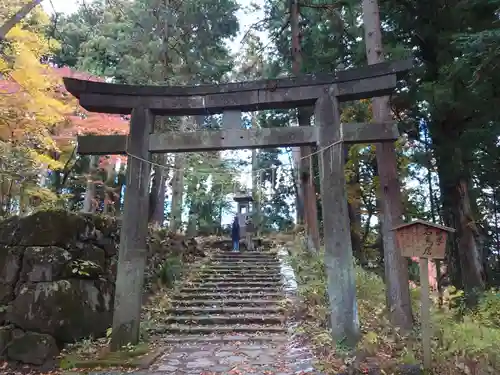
[379,0,500,292]
[436,314,500,359]
[434,291,500,370]
[49,0,242,229]
[474,290,500,327]
[290,234,500,372]
[290,245,328,306]
[184,152,240,234]
[288,233,386,334]
[158,256,183,288]
[3,0,500,370]
[265,0,365,74]
[70,259,101,277]
[55,0,239,84]
[59,340,151,371]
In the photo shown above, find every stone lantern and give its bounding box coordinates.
[234,194,254,250]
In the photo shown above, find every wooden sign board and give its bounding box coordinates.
[392,220,455,259]
[392,219,455,370]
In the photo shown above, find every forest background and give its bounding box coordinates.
[1,0,500,344]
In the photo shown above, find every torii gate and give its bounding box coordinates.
[63,59,412,350]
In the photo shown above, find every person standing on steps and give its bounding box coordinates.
[231,215,240,252]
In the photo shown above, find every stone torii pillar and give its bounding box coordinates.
[313,84,401,345]
[111,107,154,350]
[234,194,254,250]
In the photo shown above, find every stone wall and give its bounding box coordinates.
[0,210,119,365]
[0,210,202,366]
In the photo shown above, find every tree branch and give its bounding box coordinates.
[0,0,43,41]
[298,1,347,10]
[239,16,278,46]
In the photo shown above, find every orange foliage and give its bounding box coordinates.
[52,67,129,166]
[1,65,129,167]
[52,67,129,137]
[0,66,129,138]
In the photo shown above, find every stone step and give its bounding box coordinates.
[210,261,281,267]
[172,298,284,307]
[179,286,281,293]
[199,274,281,280]
[174,292,283,300]
[162,314,284,325]
[210,259,278,263]
[193,276,282,283]
[212,268,280,273]
[211,255,279,260]
[199,274,282,284]
[206,264,281,270]
[200,269,281,276]
[211,259,279,265]
[169,306,285,315]
[186,281,283,288]
[214,252,276,258]
[161,334,288,343]
[154,324,286,334]
[198,273,281,280]
[211,257,280,263]
[199,267,281,276]
[199,274,282,280]
[206,261,280,266]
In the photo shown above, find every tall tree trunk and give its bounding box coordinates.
[39,164,48,188]
[82,155,99,213]
[0,162,4,217]
[103,158,116,215]
[218,203,223,233]
[186,206,197,236]
[251,148,261,236]
[362,0,413,329]
[186,169,199,236]
[169,117,188,232]
[251,114,262,235]
[291,148,305,225]
[149,155,167,225]
[494,191,500,272]
[424,126,444,305]
[148,0,170,227]
[114,163,126,216]
[291,0,320,251]
[433,118,485,305]
[4,180,14,215]
[185,115,203,235]
[19,183,27,216]
[345,147,363,262]
[0,0,42,40]
[169,156,185,232]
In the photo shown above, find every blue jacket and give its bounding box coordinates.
[231,220,240,241]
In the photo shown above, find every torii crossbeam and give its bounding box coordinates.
[63,59,412,350]
[64,59,410,115]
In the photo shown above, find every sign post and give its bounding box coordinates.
[392,220,455,370]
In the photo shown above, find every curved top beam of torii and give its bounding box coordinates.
[63,59,412,115]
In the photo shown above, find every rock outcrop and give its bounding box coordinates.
[7,331,59,365]
[0,210,118,365]
[0,210,203,366]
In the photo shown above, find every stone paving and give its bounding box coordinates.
[74,248,423,375]
[86,249,321,375]
[148,338,318,374]
[141,249,322,374]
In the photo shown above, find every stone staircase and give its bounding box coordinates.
[161,251,287,342]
